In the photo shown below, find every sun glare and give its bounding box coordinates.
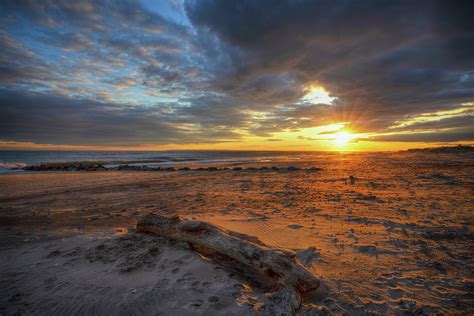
[334,131,352,146]
[302,86,336,104]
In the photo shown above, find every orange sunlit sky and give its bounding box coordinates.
[0,1,473,151]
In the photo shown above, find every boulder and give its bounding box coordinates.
[307,167,323,172]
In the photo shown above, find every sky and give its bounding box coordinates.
[0,0,473,151]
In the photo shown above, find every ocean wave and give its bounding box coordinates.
[0,162,27,169]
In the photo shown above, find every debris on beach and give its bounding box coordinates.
[137,214,320,312]
[296,247,321,267]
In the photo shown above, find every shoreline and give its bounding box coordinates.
[1,146,471,174]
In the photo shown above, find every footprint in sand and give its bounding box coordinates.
[208,296,220,303]
[170,259,183,265]
[189,299,203,309]
[155,278,170,288]
[177,272,195,286]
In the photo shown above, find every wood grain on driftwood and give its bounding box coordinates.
[137,214,320,311]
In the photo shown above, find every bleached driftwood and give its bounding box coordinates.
[137,214,320,310]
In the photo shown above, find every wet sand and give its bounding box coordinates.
[1,151,473,314]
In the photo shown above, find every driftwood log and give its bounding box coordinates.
[137,214,320,311]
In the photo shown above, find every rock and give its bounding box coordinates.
[287,166,299,171]
[307,167,323,172]
[232,167,242,171]
[259,166,269,171]
[349,175,356,184]
[137,215,320,311]
[179,167,191,171]
[117,165,144,171]
[23,163,107,172]
[288,224,303,229]
[207,167,218,171]
[271,166,279,170]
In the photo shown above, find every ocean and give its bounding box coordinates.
[0,150,324,174]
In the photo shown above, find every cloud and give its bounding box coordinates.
[266,138,283,142]
[369,129,474,142]
[185,0,474,133]
[0,89,242,146]
[0,0,473,147]
[297,136,318,141]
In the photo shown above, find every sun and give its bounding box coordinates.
[333,131,352,146]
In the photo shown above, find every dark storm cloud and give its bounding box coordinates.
[186,0,474,136]
[230,73,303,107]
[390,114,474,132]
[369,129,474,143]
[0,89,240,146]
[175,95,251,128]
[0,0,473,146]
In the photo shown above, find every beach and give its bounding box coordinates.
[1,151,473,315]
